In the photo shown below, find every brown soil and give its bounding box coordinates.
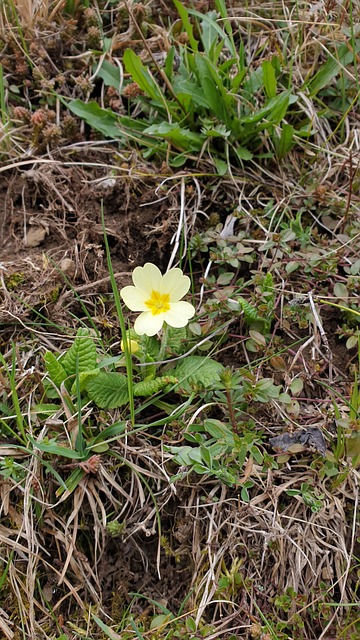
[0,152,176,329]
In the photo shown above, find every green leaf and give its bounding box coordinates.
[262,60,276,99]
[334,282,348,301]
[44,351,68,388]
[93,59,121,90]
[213,156,228,175]
[188,6,236,58]
[85,372,129,409]
[290,378,303,395]
[235,146,253,161]
[28,437,82,459]
[274,123,294,160]
[306,42,360,95]
[30,403,60,417]
[173,0,198,51]
[133,376,178,396]
[172,356,224,393]
[204,419,235,444]
[237,297,260,324]
[143,122,204,152]
[195,54,232,125]
[61,329,97,377]
[173,78,210,108]
[70,369,100,395]
[68,100,122,138]
[200,10,220,55]
[123,49,165,104]
[166,326,187,354]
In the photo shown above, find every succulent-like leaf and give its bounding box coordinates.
[85,372,129,409]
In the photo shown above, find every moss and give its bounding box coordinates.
[5,272,25,291]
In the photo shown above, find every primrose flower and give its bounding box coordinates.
[120,338,140,354]
[120,263,195,337]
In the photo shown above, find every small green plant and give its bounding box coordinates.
[66,2,310,171]
[286,482,325,513]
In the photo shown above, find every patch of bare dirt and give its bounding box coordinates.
[0,152,175,329]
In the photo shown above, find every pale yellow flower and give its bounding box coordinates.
[120,338,140,354]
[120,263,195,337]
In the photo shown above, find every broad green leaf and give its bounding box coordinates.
[91,421,127,445]
[200,444,213,468]
[123,49,165,104]
[166,326,187,354]
[267,91,292,123]
[94,59,121,90]
[86,372,129,409]
[143,122,204,151]
[172,78,210,108]
[68,100,122,138]
[61,329,97,377]
[262,60,276,99]
[204,419,235,444]
[44,351,67,388]
[235,146,253,161]
[346,335,359,350]
[70,369,100,395]
[333,282,348,301]
[290,378,303,395]
[200,10,220,55]
[213,156,228,175]
[172,356,224,393]
[195,54,233,125]
[30,403,60,417]
[239,91,291,125]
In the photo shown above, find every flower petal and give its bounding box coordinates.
[161,268,190,301]
[164,301,195,327]
[120,286,148,311]
[134,311,165,336]
[132,263,162,294]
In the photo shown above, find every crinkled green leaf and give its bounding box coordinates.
[133,376,178,397]
[44,351,68,388]
[61,328,97,376]
[172,356,224,393]
[70,369,100,395]
[166,326,187,355]
[237,297,260,324]
[85,372,129,409]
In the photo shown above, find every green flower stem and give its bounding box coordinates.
[158,323,170,362]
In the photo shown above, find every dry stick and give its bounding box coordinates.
[308,291,333,382]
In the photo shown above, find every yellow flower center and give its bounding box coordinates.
[145,290,170,316]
